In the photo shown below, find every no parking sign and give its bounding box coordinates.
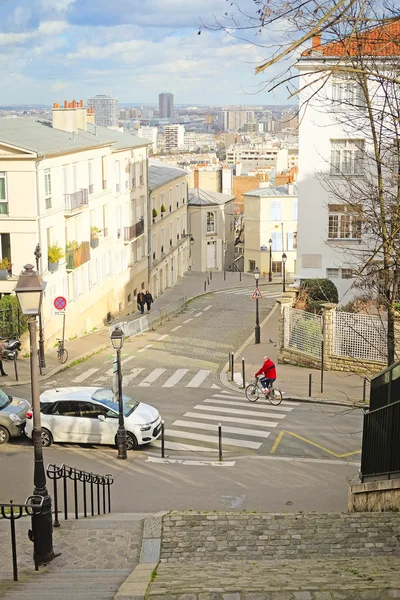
[54,296,67,315]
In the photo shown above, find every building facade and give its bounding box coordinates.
[164,125,185,153]
[159,93,174,119]
[87,95,119,127]
[148,160,189,296]
[0,103,149,345]
[138,126,158,153]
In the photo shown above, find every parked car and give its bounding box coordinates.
[0,389,30,444]
[24,387,162,450]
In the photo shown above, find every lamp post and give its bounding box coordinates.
[268,238,273,283]
[110,326,127,460]
[254,267,260,344]
[14,264,54,565]
[34,244,46,371]
[282,253,287,293]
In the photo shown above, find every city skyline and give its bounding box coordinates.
[0,0,295,106]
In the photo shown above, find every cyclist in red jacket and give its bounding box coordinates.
[254,356,276,395]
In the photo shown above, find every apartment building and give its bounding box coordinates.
[148,160,189,296]
[159,93,174,119]
[0,102,149,344]
[87,95,119,127]
[244,184,298,278]
[138,126,158,153]
[226,144,295,174]
[164,125,185,153]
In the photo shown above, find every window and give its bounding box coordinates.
[0,233,11,264]
[292,199,298,220]
[161,228,165,253]
[249,259,256,272]
[0,173,8,215]
[287,232,295,251]
[115,160,120,193]
[327,268,339,279]
[102,156,107,189]
[169,221,173,246]
[51,401,79,417]
[182,182,186,204]
[206,211,216,233]
[328,205,361,239]
[332,77,365,108]
[44,169,52,209]
[88,161,93,194]
[330,139,364,175]
[272,261,282,274]
[127,293,132,304]
[271,231,282,251]
[341,268,353,279]
[176,184,180,208]
[79,402,106,419]
[169,188,172,212]
[152,232,157,260]
[270,200,281,221]
[177,216,180,240]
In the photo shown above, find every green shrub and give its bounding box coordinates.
[0,295,27,337]
[48,243,64,263]
[300,278,338,304]
[160,204,166,213]
[0,257,11,270]
[395,302,400,313]
[152,208,158,218]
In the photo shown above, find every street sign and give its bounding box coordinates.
[54,296,67,311]
[251,288,263,299]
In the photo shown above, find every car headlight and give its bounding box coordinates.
[9,414,22,423]
[140,423,152,431]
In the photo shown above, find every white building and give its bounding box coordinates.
[188,189,235,272]
[164,125,185,153]
[244,184,298,278]
[226,144,293,174]
[138,126,158,153]
[0,103,149,345]
[87,95,119,128]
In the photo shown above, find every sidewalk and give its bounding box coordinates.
[225,304,370,406]
[5,271,276,387]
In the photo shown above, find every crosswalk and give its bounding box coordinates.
[151,390,299,453]
[214,287,281,298]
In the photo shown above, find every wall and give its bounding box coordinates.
[189,202,234,272]
[348,476,400,512]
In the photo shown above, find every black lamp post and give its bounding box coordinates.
[110,326,127,460]
[282,253,287,293]
[34,244,46,371]
[268,238,273,283]
[14,264,55,565]
[254,267,260,344]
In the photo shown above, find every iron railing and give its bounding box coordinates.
[66,242,90,270]
[64,189,89,212]
[123,219,144,242]
[360,399,400,482]
[110,297,187,339]
[46,463,114,526]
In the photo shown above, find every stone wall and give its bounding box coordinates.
[160,512,400,563]
[348,477,400,512]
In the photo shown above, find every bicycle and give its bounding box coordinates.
[56,338,68,364]
[245,376,283,405]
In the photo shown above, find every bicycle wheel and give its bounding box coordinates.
[245,383,259,402]
[58,348,68,364]
[269,387,283,406]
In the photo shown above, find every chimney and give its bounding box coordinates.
[194,168,199,189]
[86,107,95,124]
[52,98,88,134]
[312,34,321,49]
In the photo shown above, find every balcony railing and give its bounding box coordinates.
[66,242,90,270]
[64,189,89,213]
[123,219,144,243]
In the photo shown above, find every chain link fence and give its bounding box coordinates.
[333,310,387,363]
[109,297,187,339]
[283,306,323,358]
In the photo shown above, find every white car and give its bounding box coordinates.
[24,387,162,450]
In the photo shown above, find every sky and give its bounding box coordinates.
[0,0,295,106]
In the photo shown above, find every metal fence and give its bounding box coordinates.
[110,297,187,339]
[283,306,322,358]
[360,399,400,482]
[333,311,387,363]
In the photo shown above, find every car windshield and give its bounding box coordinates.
[0,389,10,410]
[91,388,139,417]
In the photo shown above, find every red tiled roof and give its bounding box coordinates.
[302,18,400,57]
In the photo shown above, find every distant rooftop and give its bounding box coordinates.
[148,159,188,191]
[188,188,235,206]
[244,184,297,197]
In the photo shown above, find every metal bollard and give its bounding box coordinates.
[218,424,222,461]
[230,353,234,382]
[13,356,18,381]
[239,271,242,282]
[161,420,165,459]
[363,377,367,402]
[224,271,226,281]
[204,281,206,291]
[308,374,312,397]
[210,271,213,281]
[228,352,232,374]
[207,275,209,286]
[241,358,245,389]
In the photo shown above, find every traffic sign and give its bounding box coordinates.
[251,288,263,299]
[54,296,67,313]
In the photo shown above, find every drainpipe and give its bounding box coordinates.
[35,157,46,369]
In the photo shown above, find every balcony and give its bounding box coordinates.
[123,219,144,243]
[64,189,89,214]
[66,242,90,270]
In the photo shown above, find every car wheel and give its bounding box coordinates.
[41,428,53,447]
[0,425,10,444]
[126,432,138,451]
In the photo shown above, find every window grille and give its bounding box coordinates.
[283,306,322,358]
[333,311,387,362]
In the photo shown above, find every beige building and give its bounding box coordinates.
[0,102,150,345]
[188,189,235,272]
[148,160,189,296]
[244,183,298,278]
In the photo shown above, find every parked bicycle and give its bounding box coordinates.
[245,376,283,405]
[56,338,68,364]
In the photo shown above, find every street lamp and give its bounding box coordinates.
[34,244,46,372]
[268,238,273,283]
[282,252,287,293]
[110,326,127,460]
[254,267,260,344]
[14,264,55,565]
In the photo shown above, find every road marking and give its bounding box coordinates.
[214,393,300,407]
[183,318,193,324]
[214,287,252,294]
[166,429,261,449]
[186,370,211,388]
[174,420,272,439]
[123,368,145,385]
[203,399,289,415]
[194,312,203,317]
[203,305,212,311]
[121,356,135,366]
[162,369,189,387]
[252,456,361,466]
[138,344,153,353]
[93,376,108,384]
[270,430,362,458]
[156,334,169,341]
[146,457,236,466]
[139,368,166,387]
[72,368,99,383]
[211,384,220,389]
[151,440,212,452]
[194,405,285,419]
[184,412,278,428]
[170,325,182,332]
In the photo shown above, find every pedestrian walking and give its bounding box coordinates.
[137,291,145,314]
[144,290,154,313]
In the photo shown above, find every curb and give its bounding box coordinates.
[114,511,166,600]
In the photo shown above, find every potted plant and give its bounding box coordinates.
[90,226,101,249]
[0,257,11,280]
[47,244,64,272]
[160,204,166,217]
[152,208,158,223]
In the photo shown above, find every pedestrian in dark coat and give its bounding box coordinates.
[137,291,145,314]
[144,290,154,313]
